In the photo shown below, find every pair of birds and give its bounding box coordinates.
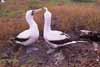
[15,7,100,53]
[14,7,100,61]
[15,7,85,50]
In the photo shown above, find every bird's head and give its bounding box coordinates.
[25,8,42,18]
[42,7,51,16]
[43,7,48,11]
[26,10,33,16]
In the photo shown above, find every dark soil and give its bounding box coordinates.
[0,36,100,67]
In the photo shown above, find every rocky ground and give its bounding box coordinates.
[0,35,100,67]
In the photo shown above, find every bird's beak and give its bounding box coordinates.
[42,7,47,11]
[32,8,42,15]
[35,8,43,12]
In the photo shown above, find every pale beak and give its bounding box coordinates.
[35,8,43,12]
[31,8,42,15]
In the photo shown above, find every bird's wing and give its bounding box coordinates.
[60,32,71,38]
[15,37,29,42]
[52,30,71,38]
[45,31,70,41]
[49,37,71,44]
[52,30,62,34]
[16,30,31,39]
[45,31,71,45]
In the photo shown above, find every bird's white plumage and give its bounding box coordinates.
[50,30,70,37]
[42,7,88,50]
[16,30,31,39]
[43,7,72,48]
[43,7,70,40]
[15,10,39,46]
[45,31,69,41]
[1,0,5,3]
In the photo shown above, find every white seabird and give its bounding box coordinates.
[43,7,85,49]
[14,9,42,52]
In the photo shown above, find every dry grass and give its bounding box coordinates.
[0,4,99,41]
[35,4,99,32]
[49,5,98,31]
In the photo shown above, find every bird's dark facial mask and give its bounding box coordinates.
[31,10,34,15]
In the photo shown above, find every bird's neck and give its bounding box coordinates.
[44,15,51,34]
[26,16,38,31]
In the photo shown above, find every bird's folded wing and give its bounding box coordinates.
[16,30,31,39]
[49,38,71,44]
[46,31,69,41]
[52,31,70,38]
[15,37,29,42]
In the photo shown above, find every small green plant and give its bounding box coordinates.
[49,0,71,4]
[0,9,16,17]
[0,10,7,17]
[28,0,42,9]
[6,11,17,17]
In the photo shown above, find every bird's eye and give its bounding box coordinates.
[31,11,34,15]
